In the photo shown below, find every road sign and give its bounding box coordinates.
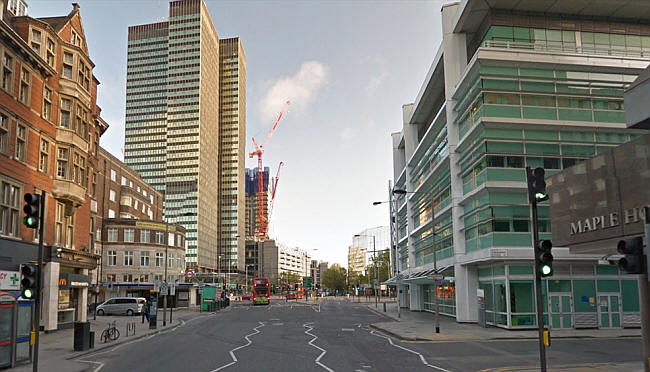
[107,281,114,290]
[303,276,313,288]
[185,269,195,279]
[198,281,204,288]
[154,280,161,291]
[170,278,176,296]
[160,282,169,296]
[427,274,444,281]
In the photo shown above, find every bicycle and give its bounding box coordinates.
[100,321,120,343]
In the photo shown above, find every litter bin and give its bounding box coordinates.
[73,322,91,351]
[225,297,230,307]
[89,331,95,349]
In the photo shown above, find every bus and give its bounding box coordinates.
[252,278,270,305]
[286,283,297,300]
[296,283,304,299]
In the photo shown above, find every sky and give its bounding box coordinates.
[29,0,447,268]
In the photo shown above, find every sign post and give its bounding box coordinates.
[160,282,168,326]
[170,278,176,323]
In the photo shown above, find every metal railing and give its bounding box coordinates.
[482,40,650,58]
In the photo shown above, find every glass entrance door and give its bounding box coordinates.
[549,294,572,329]
[598,295,621,328]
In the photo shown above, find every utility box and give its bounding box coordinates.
[73,322,91,351]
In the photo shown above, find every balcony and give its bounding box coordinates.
[52,179,86,209]
[56,127,88,153]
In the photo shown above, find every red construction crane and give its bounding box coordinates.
[267,161,284,233]
[249,100,290,238]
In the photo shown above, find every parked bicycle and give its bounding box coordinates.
[101,321,120,343]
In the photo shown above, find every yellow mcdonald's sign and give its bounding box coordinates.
[59,278,67,286]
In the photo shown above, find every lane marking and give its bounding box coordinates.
[369,330,453,372]
[211,321,265,372]
[303,322,334,372]
[341,328,355,332]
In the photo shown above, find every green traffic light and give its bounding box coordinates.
[535,192,549,202]
[22,288,33,299]
[23,216,37,228]
[540,264,553,277]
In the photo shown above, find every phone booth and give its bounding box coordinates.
[0,291,33,368]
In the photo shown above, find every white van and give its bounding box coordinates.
[96,297,146,316]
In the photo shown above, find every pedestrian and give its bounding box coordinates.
[144,301,150,322]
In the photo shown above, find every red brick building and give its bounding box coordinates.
[0,3,108,330]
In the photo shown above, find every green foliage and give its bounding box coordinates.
[366,250,391,283]
[322,264,347,291]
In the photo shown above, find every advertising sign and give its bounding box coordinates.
[0,270,20,290]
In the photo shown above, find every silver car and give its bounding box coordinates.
[96,297,145,316]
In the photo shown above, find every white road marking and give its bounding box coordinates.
[211,321,265,372]
[341,328,355,332]
[303,322,335,372]
[369,330,452,372]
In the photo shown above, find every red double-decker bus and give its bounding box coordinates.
[296,283,304,299]
[253,278,270,305]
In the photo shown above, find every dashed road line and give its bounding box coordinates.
[303,322,334,372]
[369,330,453,372]
[210,321,265,372]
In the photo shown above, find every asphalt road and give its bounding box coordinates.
[73,298,643,372]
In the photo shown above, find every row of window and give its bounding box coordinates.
[106,227,183,247]
[106,250,183,268]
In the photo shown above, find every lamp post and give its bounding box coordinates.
[374,192,400,318]
[393,188,440,334]
[354,234,378,308]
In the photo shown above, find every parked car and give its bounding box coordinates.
[96,297,146,316]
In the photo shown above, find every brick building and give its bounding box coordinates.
[0,3,109,330]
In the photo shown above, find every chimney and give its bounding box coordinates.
[72,3,80,11]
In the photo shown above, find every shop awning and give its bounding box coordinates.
[383,265,452,286]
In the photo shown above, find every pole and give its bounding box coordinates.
[640,207,650,372]
[390,182,401,319]
[33,191,46,372]
[373,236,378,308]
[530,192,547,372]
[163,218,168,327]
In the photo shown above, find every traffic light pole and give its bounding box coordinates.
[33,192,45,372]
[640,207,650,372]
[530,196,547,372]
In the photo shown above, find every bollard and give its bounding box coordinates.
[383,302,386,312]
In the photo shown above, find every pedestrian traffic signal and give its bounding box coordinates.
[537,240,553,277]
[617,237,645,274]
[20,263,37,299]
[526,167,548,202]
[23,193,41,229]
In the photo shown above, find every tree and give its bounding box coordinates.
[366,250,391,283]
[322,264,347,292]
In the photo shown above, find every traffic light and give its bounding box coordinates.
[537,240,553,277]
[20,263,37,299]
[526,167,548,202]
[23,193,41,229]
[617,237,645,274]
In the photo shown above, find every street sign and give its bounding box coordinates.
[170,278,176,296]
[107,281,114,290]
[427,274,444,281]
[154,280,161,291]
[185,269,195,279]
[160,282,169,296]
[303,276,313,288]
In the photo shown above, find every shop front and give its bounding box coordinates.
[57,272,92,329]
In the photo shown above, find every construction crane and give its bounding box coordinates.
[249,100,290,238]
[267,161,284,234]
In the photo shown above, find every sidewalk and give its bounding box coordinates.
[10,307,211,372]
[365,301,641,342]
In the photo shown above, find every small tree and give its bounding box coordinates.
[322,264,347,292]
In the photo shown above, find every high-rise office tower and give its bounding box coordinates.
[218,38,246,273]
[125,0,227,272]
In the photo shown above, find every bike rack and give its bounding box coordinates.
[126,321,136,337]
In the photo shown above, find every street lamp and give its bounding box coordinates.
[373,198,400,318]
[354,234,379,308]
[393,188,441,334]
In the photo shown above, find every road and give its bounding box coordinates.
[73,298,643,372]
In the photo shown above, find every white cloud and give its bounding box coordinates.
[362,55,389,95]
[260,61,328,121]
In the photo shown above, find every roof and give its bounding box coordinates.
[37,15,69,32]
[626,64,650,91]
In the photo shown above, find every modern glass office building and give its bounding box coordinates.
[389,0,649,329]
[125,0,245,273]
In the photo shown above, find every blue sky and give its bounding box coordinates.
[29,0,446,268]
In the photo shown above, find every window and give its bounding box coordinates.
[0,181,20,237]
[38,139,49,173]
[56,147,68,179]
[176,235,181,247]
[110,169,117,181]
[107,250,117,266]
[91,172,97,197]
[155,252,163,267]
[2,53,13,92]
[155,231,164,244]
[15,124,26,162]
[177,256,182,269]
[72,152,85,185]
[124,251,134,266]
[133,200,138,209]
[108,209,115,218]
[78,62,90,90]
[107,228,118,242]
[18,68,29,105]
[106,274,116,282]
[0,113,8,154]
[109,189,116,202]
[140,229,150,243]
[55,202,63,245]
[65,213,74,248]
[124,228,135,242]
[123,274,133,282]
[120,195,131,206]
[168,254,174,268]
[168,232,174,246]
[30,28,41,55]
[71,30,81,46]
[60,98,71,128]
[43,87,52,121]
[138,274,149,283]
[62,52,73,79]
[140,251,149,266]
[74,104,87,139]
[46,38,55,67]
[121,176,127,186]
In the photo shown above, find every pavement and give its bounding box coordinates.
[366,300,641,342]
